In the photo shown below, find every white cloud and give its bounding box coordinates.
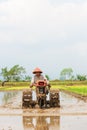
[0,0,87,45]
[49,0,87,4]
[72,42,87,56]
[0,0,87,78]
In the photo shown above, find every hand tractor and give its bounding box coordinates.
[22,80,60,108]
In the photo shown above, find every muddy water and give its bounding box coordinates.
[0,91,87,115]
[0,91,22,108]
[60,92,87,114]
[0,91,87,130]
[0,116,87,130]
[0,91,86,108]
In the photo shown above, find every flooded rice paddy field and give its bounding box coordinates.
[0,91,87,130]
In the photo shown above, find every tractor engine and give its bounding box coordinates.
[36,80,47,108]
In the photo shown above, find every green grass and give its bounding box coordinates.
[51,85,87,96]
[50,80,87,85]
[0,81,87,96]
[0,86,29,91]
[62,86,87,96]
[1,85,87,96]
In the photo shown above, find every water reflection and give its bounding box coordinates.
[23,116,60,130]
[0,115,87,130]
[0,91,19,106]
[3,92,17,104]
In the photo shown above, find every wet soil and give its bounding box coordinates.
[0,90,87,130]
[61,89,87,101]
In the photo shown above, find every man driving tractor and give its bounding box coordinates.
[30,67,51,108]
[30,67,51,89]
[22,68,60,108]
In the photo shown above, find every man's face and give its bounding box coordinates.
[35,72,41,77]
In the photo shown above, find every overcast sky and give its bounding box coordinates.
[0,0,87,79]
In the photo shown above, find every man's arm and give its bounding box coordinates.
[30,77,34,88]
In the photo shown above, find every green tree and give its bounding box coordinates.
[77,75,87,81]
[24,75,31,81]
[1,65,26,82]
[45,75,50,80]
[60,68,73,80]
[1,67,10,81]
[9,65,26,81]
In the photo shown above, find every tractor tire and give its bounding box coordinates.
[50,91,60,107]
[22,90,32,108]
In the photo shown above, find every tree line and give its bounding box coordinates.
[0,65,31,82]
[60,68,87,81]
[0,65,87,83]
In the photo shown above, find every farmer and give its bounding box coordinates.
[30,67,51,101]
[30,67,51,89]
